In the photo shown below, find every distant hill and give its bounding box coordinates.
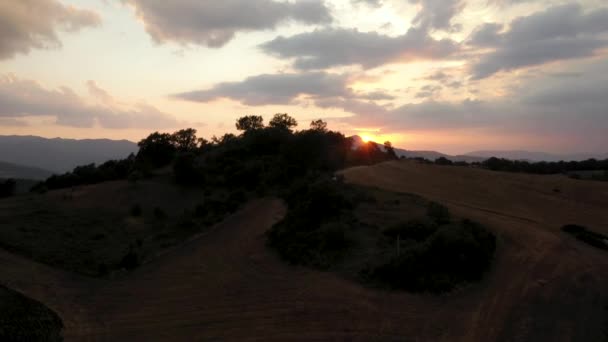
[0,161,53,180]
[0,136,138,173]
[351,136,485,163]
[464,150,608,162]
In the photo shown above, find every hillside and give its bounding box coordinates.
[0,135,137,173]
[0,161,605,340]
[0,161,53,180]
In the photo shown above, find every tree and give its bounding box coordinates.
[236,115,264,132]
[435,157,453,166]
[137,132,176,168]
[310,119,328,132]
[384,141,398,159]
[172,128,198,152]
[269,113,298,131]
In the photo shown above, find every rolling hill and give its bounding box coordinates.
[0,160,605,340]
[0,135,138,173]
[0,161,53,180]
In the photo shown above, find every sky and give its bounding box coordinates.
[0,0,607,154]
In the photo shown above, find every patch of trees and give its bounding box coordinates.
[31,156,136,192]
[562,224,608,251]
[172,114,397,189]
[0,179,16,198]
[372,215,496,293]
[268,180,496,293]
[267,177,358,268]
[481,157,608,175]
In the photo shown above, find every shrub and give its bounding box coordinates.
[383,219,438,242]
[427,202,451,225]
[373,219,496,293]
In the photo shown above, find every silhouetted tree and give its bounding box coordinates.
[236,115,264,132]
[269,113,298,131]
[137,132,176,168]
[310,119,328,132]
[384,141,398,159]
[171,128,198,152]
[435,157,453,165]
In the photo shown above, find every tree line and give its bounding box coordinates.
[29,114,397,193]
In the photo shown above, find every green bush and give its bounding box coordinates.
[383,219,438,242]
[373,219,496,293]
[427,202,451,225]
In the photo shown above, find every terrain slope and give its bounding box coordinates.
[0,161,606,341]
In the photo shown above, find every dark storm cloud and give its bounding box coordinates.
[0,75,182,129]
[469,3,608,79]
[124,0,332,48]
[0,0,101,59]
[174,72,353,106]
[260,27,458,70]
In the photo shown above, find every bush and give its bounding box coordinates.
[383,219,438,242]
[373,219,496,293]
[562,224,608,251]
[427,202,450,225]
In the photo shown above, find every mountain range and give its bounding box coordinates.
[0,135,606,180]
[0,136,137,174]
[351,136,607,163]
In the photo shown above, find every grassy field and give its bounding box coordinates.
[0,177,245,276]
[0,160,606,341]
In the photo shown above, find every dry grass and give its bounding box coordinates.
[0,161,606,341]
[0,178,234,276]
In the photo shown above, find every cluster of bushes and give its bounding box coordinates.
[373,216,496,293]
[31,156,136,192]
[0,179,16,198]
[562,224,608,251]
[267,177,358,268]
[481,157,608,175]
[268,181,497,293]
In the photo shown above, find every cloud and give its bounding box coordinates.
[174,72,353,106]
[469,3,608,79]
[260,27,458,70]
[351,0,383,8]
[124,0,332,48]
[409,0,465,32]
[339,58,608,148]
[0,75,183,129]
[0,0,101,59]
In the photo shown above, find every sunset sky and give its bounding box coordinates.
[1,0,607,154]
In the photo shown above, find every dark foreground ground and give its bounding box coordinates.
[0,161,606,341]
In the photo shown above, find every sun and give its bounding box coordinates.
[361,134,374,143]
